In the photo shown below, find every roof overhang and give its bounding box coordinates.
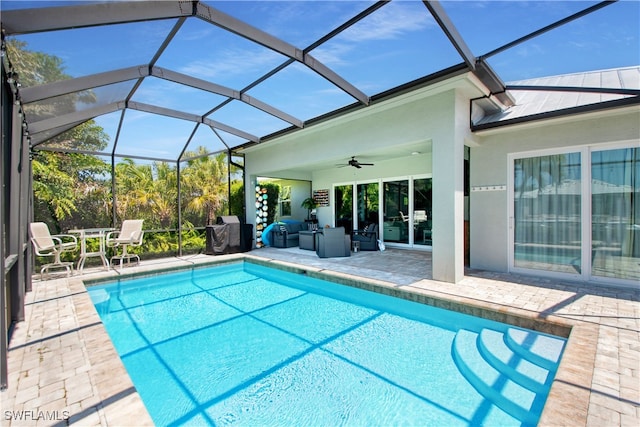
[472,97,640,135]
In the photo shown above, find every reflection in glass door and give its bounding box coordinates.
[334,184,353,234]
[513,152,582,274]
[591,147,639,281]
[512,146,639,284]
[356,182,379,230]
[383,180,409,244]
[414,178,432,246]
[337,178,431,248]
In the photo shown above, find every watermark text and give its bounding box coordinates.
[4,410,70,421]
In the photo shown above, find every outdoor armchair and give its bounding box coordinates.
[107,219,144,269]
[29,222,78,279]
[315,227,351,258]
[351,223,379,251]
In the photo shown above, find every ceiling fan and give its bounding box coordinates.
[338,156,375,169]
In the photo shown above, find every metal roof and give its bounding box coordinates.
[1,0,638,162]
[474,66,640,129]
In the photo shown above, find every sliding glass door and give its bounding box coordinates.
[336,177,432,248]
[511,144,639,285]
[334,182,378,233]
[414,178,432,246]
[334,184,353,233]
[591,147,639,281]
[383,180,409,244]
[513,152,582,274]
[356,182,379,229]
[380,177,432,246]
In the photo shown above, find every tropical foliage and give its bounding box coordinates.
[34,150,243,260]
[9,38,244,261]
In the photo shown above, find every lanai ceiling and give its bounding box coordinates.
[1,0,638,163]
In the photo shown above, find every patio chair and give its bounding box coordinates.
[414,210,428,223]
[29,222,78,279]
[351,223,379,251]
[316,227,351,258]
[107,220,144,269]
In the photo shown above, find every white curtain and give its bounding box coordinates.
[591,147,640,280]
[513,153,582,273]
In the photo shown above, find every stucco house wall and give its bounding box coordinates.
[242,70,639,284]
[256,178,311,222]
[244,77,483,280]
[470,108,640,272]
[311,153,433,227]
[244,83,469,222]
[244,81,480,283]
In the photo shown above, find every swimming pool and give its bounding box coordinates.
[88,262,566,426]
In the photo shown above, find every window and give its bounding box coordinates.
[279,185,291,217]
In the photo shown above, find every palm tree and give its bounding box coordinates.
[150,161,177,228]
[114,159,153,223]
[181,148,228,225]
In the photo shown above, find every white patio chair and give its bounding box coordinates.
[107,220,144,269]
[414,210,428,223]
[29,222,78,280]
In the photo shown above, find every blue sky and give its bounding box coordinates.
[3,0,639,161]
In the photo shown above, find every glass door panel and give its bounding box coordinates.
[383,180,409,244]
[413,178,432,246]
[591,147,640,281]
[334,184,353,234]
[513,153,582,274]
[356,182,379,230]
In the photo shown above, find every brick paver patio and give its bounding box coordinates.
[2,249,638,426]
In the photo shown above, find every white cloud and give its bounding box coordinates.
[311,1,435,66]
[179,48,284,81]
[341,1,435,43]
[515,43,545,58]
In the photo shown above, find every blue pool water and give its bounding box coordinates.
[88,262,566,427]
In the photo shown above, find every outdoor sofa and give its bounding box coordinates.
[270,221,308,248]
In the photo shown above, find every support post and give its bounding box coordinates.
[431,90,468,283]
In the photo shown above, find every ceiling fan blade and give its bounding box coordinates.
[359,162,374,166]
[353,163,362,169]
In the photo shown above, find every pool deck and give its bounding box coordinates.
[2,247,638,426]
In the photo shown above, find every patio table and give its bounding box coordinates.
[69,227,114,273]
[299,230,316,251]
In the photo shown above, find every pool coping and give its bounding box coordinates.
[78,253,596,426]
